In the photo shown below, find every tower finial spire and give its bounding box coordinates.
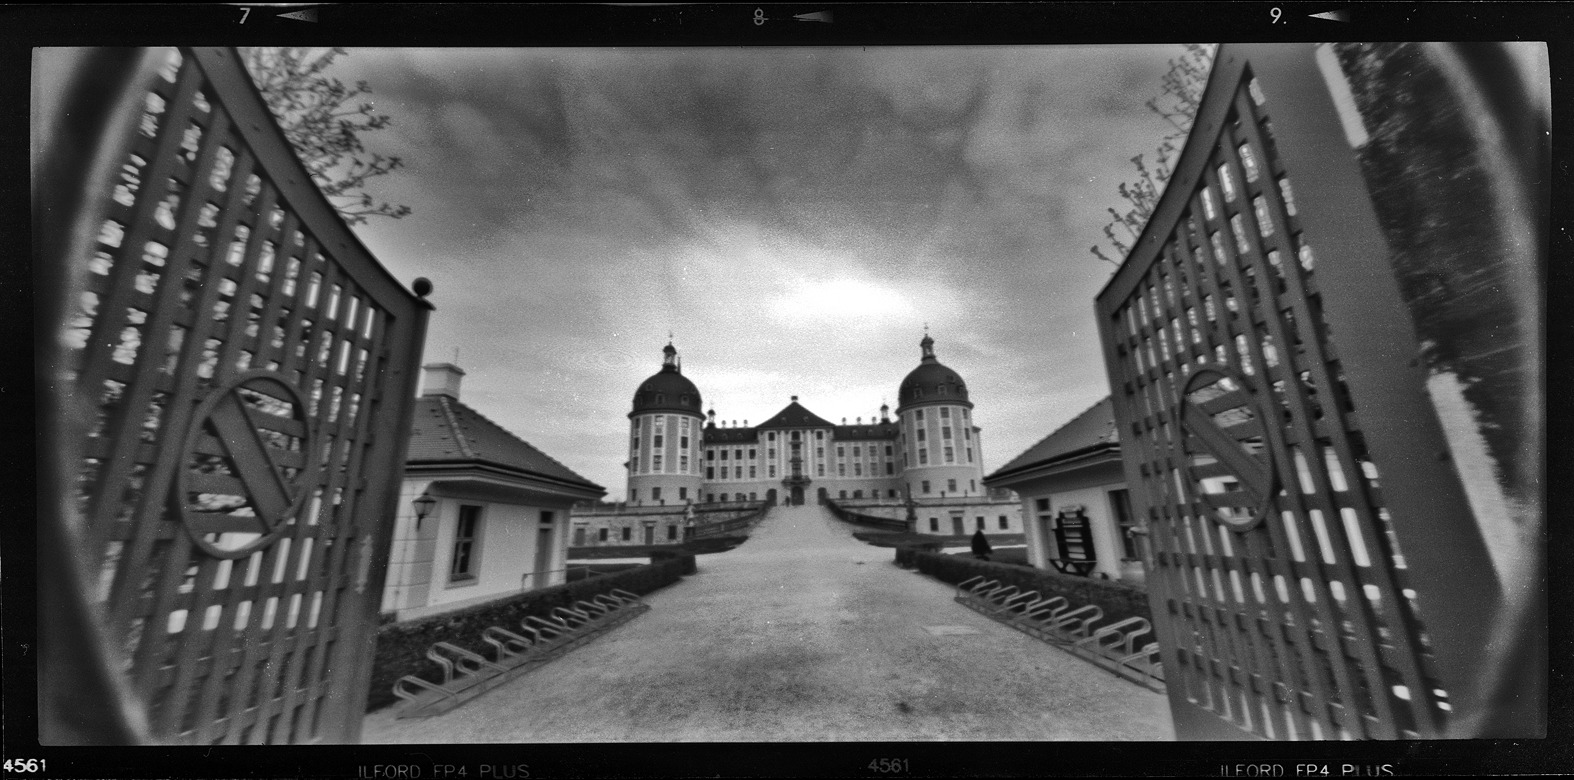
[920,328,936,362]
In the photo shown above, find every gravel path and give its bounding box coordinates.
[360,504,1174,742]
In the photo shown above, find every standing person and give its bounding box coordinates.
[971,528,993,561]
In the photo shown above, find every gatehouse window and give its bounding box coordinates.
[599,528,609,542]
[668,525,678,540]
[976,516,985,530]
[622,527,631,541]
[929,517,939,532]
[999,516,1009,530]
[450,505,483,582]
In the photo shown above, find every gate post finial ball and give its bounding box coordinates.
[412,277,433,298]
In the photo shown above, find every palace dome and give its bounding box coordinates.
[896,334,972,412]
[630,343,703,417]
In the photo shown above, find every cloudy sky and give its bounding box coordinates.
[323,45,1212,498]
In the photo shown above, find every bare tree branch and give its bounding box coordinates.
[242,47,412,226]
[1090,44,1216,269]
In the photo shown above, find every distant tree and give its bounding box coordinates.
[1091,44,1215,268]
[242,47,412,226]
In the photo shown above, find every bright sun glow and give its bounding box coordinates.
[769,278,912,322]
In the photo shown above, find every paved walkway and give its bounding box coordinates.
[361,504,1173,742]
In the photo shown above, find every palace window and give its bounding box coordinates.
[919,450,928,464]
[680,455,688,471]
[970,479,976,492]
[749,448,756,459]
[707,467,715,479]
[929,517,939,532]
[721,450,728,460]
[632,456,640,473]
[749,466,757,478]
[816,447,824,458]
[917,429,926,442]
[916,409,924,421]
[886,463,894,475]
[654,434,663,448]
[707,450,716,461]
[976,516,985,531]
[921,481,931,493]
[885,445,893,456]
[769,465,776,478]
[652,487,662,501]
[817,464,825,476]
[668,525,679,540]
[838,464,846,476]
[599,528,609,542]
[680,435,689,448]
[853,446,861,457]
[854,463,862,476]
[768,432,776,442]
[964,428,970,441]
[947,479,957,493]
[837,446,845,458]
[839,490,847,499]
[450,505,482,582]
[622,527,632,541]
[791,431,800,442]
[999,516,1009,530]
[967,448,974,463]
[653,454,663,471]
[815,431,824,440]
[940,408,950,418]
[721,467,728,479]
[679,487,687,500]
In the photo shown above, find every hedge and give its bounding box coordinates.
[905,549,1151,627]
[366,555,693,712]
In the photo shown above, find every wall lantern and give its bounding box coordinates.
[412,491,437,530]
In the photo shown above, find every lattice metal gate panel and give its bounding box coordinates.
[42,47,430,744]
[1095,44,1506,740]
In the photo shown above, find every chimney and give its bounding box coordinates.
[422,362,465,399]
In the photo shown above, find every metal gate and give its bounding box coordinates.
[1095,44,1540,739]
[38,47,430,744]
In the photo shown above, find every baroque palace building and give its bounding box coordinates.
[624,334,990,507]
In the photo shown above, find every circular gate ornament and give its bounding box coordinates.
[1177,365,1278,532]
[175,370,319,559]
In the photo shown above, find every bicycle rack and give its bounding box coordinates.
[954,579,1165,692]
[393,589,651,718]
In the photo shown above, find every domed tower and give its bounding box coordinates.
[627,342,704,505]
[896,333,986,498]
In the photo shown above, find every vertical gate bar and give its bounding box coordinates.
[1212,108,1401,738]
[1230,88,1441,736]
[337,302,432,744]
[1240,42,1500,733]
